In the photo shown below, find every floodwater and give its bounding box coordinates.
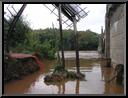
[4,51,124,95]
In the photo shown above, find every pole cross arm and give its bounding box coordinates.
[8,4,27,34]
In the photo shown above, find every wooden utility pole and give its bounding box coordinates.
[73,17,80,74]
[58,4,65,69]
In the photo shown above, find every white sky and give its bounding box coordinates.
[4,4,106,34]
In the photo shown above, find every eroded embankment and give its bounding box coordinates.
[4,53,44,83]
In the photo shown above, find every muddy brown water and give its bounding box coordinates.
[4,51,124,95]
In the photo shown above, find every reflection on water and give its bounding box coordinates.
[76,79,80,94]
[4,59,124,95]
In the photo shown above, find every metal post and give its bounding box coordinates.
[58,4,65,69]
[73,17,80,74]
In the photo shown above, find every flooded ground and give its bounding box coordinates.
[58,51,99,59]
[4,51,124,95]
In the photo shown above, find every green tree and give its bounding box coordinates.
[4,16,31,51]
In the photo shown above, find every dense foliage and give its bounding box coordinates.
[4,16,31,50]
[4,16,99,59]
[34,28,99,51]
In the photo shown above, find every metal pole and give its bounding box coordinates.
[73,17,80,74]
[58,4,65,69]
[6,4,27,53]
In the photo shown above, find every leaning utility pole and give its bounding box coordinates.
[5,4,27,53]
[58,4,65,69]
[73,17,80,74]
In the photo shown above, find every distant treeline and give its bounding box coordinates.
[34,28,99,51]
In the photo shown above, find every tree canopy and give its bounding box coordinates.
[33,28,99,51]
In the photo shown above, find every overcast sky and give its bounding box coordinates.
[4,4,106,34]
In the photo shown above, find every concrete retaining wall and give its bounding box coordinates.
[107,4,126,66]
